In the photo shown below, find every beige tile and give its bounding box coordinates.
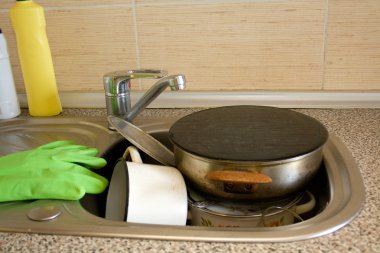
[1,1,132,9]
[324,0,380,90]
[47,7,138,91]
[1,1,19,9]
[137,1,325,91]
[4,6,138,92]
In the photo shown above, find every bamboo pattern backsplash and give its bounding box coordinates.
[0,0,379,92]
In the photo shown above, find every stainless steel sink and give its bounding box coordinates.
[0,116,365,242]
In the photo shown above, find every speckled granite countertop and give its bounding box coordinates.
[1,108,379,253]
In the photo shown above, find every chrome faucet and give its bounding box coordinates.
[103,69,186,126]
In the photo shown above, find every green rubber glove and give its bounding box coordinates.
[0,140,108,202]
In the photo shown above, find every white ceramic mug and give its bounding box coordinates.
[106,146,188,226]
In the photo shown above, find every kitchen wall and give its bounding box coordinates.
[0,0,379,93]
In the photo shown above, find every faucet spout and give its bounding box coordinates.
[103,69,186,129]
[125,74,186,122]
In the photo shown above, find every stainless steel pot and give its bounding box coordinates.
[188,188,316,227]
[169,106,328,200]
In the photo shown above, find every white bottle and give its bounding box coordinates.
[0,28,21,119]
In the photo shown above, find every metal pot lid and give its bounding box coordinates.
[188,186,302,217]
[169,106,328,162]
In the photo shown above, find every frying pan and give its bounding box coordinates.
[169,105,328,200]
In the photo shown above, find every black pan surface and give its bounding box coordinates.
[169,106,328,162]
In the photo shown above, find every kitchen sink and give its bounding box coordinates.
[0,116,365,242]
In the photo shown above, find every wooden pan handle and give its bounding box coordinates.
[206,170,272,184]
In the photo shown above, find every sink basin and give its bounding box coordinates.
[0,116,365,242]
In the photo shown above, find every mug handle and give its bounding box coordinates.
[122,146,143,163]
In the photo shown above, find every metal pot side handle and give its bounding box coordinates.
[260,191,316,227]
[205,170,272,184]
[294,191,316,215]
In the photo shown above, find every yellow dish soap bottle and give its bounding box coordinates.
[10,0,62,116]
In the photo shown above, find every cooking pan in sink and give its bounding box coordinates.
[168,105,328,200]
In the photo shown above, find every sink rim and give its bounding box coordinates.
[0,117,365,242]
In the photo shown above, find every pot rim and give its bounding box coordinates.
[175,145,325,167]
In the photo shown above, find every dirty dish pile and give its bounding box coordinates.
[106,105,328,227]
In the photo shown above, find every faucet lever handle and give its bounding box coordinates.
[103,69,169,127]
[103,69,167,94]
[110,69,167,80]
[122,69,168,79]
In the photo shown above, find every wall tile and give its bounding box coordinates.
[136,1,325,91]
[324,0,380,90]
[47,7,137,91]
[0,1,133,9]
[2,6,138,92]
[2,0,378,93]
